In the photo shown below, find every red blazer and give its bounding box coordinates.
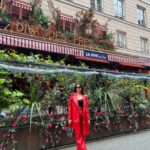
[68,93,90,136]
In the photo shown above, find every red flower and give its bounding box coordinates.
[47,123,52,128]
[12,121,17,127]
[21,114,28,122]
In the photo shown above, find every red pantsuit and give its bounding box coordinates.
[68,93,90,150]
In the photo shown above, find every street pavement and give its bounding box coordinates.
[58,130,150,150]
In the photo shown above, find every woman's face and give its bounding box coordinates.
[76,84,82,93]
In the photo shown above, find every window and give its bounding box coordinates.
[114,0,124,19]
[137,6,145,27]
[117,31,126,48]
[91,0,102,12]
[141,38,148,53]
[58,14,75,33]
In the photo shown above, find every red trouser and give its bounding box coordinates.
[75,109,87,150]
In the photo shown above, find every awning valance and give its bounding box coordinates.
[0,33,83,57]
[59,14,75,23]
[12,0,32,11]
[108,53,150,67]
[76,56,110,63]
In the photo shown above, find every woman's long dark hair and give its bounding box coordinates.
[73,83,84,95]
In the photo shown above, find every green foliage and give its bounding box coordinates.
[0,49,67,66]
[31,7,48,27]
[0,10,11,23]
[105,33,113,41]
[92,77,122,112]
[0,70,24,111]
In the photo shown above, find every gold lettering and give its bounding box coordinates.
[79,37,84,45]
[24,24,30,34]
[16,23,24,33]
[48,30,55,39]
[61,33,67,41]
[74,36,79,44]
[55,32,61,40]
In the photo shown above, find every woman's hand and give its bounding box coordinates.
[68,119,72,124]
[88,120,90,125]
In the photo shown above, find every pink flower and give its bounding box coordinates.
[64,127,67,131]
[47,123,52,128]
[93,127,97,132]
[21,114,28,122]
[12,121,17,127]
[12,140,17,143]
[95,112,102,115]
[48,113,54,117]
[7,133,10,137]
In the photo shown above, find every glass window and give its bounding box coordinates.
[137,6,145,27]
[117,32,126,48]
[114,0,124,19]
[91,0,102,12]
[141,38,148,53]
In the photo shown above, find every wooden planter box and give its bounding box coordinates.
[1,117,150,150]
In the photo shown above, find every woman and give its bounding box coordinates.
[68,83,90,150]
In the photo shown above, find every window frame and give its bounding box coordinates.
[114,0,124,20]
[141,37,148,53]
[91,0,103,12]
[137,6,146,27]
[117,31,126,48]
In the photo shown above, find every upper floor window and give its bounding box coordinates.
[141,38,148,53]
[91,0,102,12]
[117,31,126,48]
[137,6,145,27]
[58,14,75,33]
[114,0,124,19]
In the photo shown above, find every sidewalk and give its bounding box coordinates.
[57,130,150,150]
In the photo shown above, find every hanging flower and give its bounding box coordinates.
[47,123,52,128]
[21,114,28,122]
[12,121,17,127]
[48,113,54,117]
[12,139,17,144]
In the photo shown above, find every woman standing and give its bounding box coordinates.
[68,83,90,150]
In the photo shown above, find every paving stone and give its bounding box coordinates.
[59,130,150,150]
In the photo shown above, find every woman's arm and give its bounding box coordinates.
[68,94,73,124]
[86,96,90,124]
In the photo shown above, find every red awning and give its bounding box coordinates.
[12,0,32,11]
[119,63,144,68]
[59,14,75,23]
[76,56,110,63]
[108,53,149,67]
[0,32,84,57]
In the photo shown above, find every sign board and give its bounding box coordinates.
[84,50,108,60]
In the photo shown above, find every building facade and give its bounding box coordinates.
[44,0,150,58]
